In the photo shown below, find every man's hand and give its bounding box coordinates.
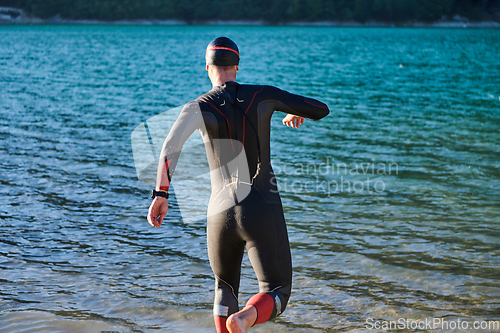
[147,197,169,227]
[282,114,305,128]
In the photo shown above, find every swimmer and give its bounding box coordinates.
[147,37,329,333]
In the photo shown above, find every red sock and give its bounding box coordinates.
[246,293,274,325]
[214,316,229,333]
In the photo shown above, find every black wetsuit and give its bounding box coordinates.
[156,82,329,322]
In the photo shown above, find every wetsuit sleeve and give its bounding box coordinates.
[156,102,203,192]
[271,87,329,120]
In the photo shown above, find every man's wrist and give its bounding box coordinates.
[151,190,169,200]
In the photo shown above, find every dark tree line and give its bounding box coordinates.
[1,0,499,23]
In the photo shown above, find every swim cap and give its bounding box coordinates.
[206,37,240,66]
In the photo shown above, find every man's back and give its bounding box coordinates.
[196,82,329,205]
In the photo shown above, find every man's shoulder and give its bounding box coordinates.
[196,84,280,96]
[239,84,280,91]
[189,91,221,113]
[178,100,202,115]
[191,84,283,107]
[188,87,222,104]
[194,88,219,104]
[238,84,282,99]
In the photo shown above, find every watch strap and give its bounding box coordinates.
[151,190,169,200]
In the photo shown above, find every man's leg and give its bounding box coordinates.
[207,211,245,333]
[227,202,292,332]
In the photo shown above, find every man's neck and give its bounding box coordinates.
[211,74,237,87]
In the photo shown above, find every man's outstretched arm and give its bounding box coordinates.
[272,87,330,121]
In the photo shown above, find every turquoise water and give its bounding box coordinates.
[1,26,499,332]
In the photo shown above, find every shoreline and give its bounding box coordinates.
[1,7,500,28]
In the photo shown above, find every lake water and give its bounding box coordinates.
[1,25,499,332]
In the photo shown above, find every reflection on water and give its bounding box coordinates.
[1,26,499,332]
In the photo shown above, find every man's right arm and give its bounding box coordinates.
[155,102,202,193]
[147,102,202,227]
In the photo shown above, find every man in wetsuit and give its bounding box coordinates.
[147,37,329,333]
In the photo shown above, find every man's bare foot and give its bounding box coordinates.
[226,305,257,333]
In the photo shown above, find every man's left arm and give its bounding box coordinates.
[271,87,329,127]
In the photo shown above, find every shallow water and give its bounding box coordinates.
[1,26,499,332]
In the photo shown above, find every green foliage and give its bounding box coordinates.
[0,0,497,22]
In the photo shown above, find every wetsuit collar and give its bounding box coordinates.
[213,81,239,89]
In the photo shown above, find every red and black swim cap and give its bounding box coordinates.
[206,37,240,66]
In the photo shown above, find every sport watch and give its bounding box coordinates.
[151,190,169,200]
